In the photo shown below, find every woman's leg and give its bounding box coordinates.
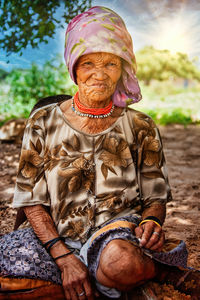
[96,238,200,298]
[96,239,156,291]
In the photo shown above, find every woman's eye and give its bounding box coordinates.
[83,61,92,66]
[106,62,116,67]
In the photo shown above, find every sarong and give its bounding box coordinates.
[0,215,188,298]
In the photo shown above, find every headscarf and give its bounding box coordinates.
[64,6,142,107]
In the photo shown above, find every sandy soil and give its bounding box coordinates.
[160,125,200,270]
[0,124,200,299]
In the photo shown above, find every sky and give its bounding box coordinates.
[1,0,200,71]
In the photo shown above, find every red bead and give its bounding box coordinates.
[74,92,113,116]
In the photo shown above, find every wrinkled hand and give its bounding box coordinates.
[135,221,165,251]
[57,254,96,300]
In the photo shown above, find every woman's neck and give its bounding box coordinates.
[60,99,123,134]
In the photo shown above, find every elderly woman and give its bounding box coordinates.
[0,6,199,300]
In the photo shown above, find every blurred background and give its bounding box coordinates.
[1,1,200,281]
[0,0,200,125]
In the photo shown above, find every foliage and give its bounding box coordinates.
[136,46,200,85]
[0,57,77,119]
[145,108,193,126]
[0,68,8,80]
[6,57,77,103]
[133,80,200,125]
[1,55,200,126]
[0,0,91,56]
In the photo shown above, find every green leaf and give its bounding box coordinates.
[0,0,91,55]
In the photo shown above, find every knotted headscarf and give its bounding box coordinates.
[64,6,142,107]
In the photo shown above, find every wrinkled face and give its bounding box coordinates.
[75,52,122,104]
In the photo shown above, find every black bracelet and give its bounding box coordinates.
[43,237,61,248]
[43,237,63,253]
[143,216,162,227]
[53,249,75,261]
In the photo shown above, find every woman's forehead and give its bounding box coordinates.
[78,52,121,62]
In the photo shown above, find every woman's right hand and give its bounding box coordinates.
[57,254,95,300]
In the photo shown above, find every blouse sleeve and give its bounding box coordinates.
[132,111,172,209]
[13,108,50,208]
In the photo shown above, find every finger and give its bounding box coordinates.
[140,223,155,247]
[150,232,165,251]
[64,288,71,300]
[69,288,78,300]
[150,240,164,251]
[135,226,144,239]
[61,271,71,300]
[62,278,71,300]
[148,232,164,251]
[76,283,86,300]
[83,279,94,300]
[145,229,162,249]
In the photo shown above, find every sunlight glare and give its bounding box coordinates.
[152,17,193,54]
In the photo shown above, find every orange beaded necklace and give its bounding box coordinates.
[72,92,115,118]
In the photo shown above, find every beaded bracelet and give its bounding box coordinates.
[139,216,162,228]
[53,249,75,261]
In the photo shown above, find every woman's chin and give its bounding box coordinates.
[86,92,113,104]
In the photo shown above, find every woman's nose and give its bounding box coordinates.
[93,68,107,80]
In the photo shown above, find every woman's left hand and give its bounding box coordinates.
[135,221,165,251]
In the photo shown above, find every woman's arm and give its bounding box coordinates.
[24,204,94,300]
[132,112,171,251]
[13,107,94,299]
[142,203,166,224]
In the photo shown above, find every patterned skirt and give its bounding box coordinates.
[0,216,189,298]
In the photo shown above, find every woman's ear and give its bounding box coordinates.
[73,59,79,84]
[73,67,77,84]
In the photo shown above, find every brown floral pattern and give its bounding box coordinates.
[17,138,44,192]
[44,145,62,171]
[27,109,47,129]
[133,112,162,168]
[58,155,95,199]
[18,149,43,179]
[99,136,132,179]
[13,104,171,242]
[60,219,84,239]
[96,185,142,216]
[59,203,95,226]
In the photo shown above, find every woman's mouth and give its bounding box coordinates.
[90,83,107,90]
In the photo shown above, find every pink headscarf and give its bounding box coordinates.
[64,6,142,107]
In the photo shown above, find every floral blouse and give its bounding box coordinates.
[13,102,171,243]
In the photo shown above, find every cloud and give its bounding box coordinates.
[0,61,9,68]
[0,60,21,70]
[92,0,200,58]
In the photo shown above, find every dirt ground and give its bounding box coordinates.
[0,124,200,299]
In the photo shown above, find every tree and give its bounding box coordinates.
[0,0,91,56]
[136,46,200,85]
[6,56,77,105]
